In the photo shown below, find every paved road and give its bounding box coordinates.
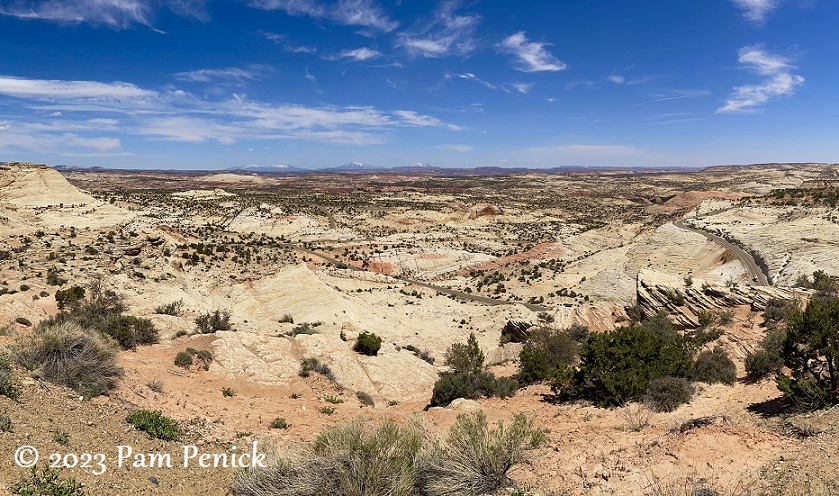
[285,243,550,312]
[673,219,769,286]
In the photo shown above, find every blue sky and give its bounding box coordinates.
[0,0,836,169]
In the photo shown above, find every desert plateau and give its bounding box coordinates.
[1,161,839,495]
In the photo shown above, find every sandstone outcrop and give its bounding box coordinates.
[636,269,806,328]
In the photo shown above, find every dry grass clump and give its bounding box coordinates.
[642,470,753,496]
[232,412,546,496]
[14,321,123,398]
[418,411,547,496]
[621,401,654,432]
[234,417,422,496]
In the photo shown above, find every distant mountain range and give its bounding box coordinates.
[46,162,718,175]
[227,163,304,172]
[333,162,386,171]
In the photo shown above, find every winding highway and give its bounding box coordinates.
[673,219,769,286]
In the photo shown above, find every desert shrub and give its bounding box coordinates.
[53,285,85,310]
[418,411,547,496]
[696,310,718,328]
[233,413,544,496]
[196,349,213,363]
[285,322,318,337]
[233,449,341,496]
[356,391,375,407]
[645,376,694,412]
[14,321,123,398]
[0,356,20,400]
[568,324,693,407]
[717,310,735,325]
[685,327,725,352]
[147,380,164,393]
[430,371,517,407]
[15,317,32,327]
[299,358,335,382]
[665,289,685,307]
[234,418,424,496]
[641,471,753,496]
[195,309,232,333]
[745,329,785,381]
[125,409,180,441]
[444,333,484,374]
[270,417,289,429]
[517,326,578,386]
[354,332,382,356]
[566,323,590,343]
[777,298,839,410]
[621,402,654,432]
[642,310,678,340]
[319,406,335,415]
[45,269,67,287]
[98,314,159,349]
[323,395,343,404]
[764,298,798,328]
[46,281,158,350]
[174,351,193,368]
[154,300,183,316]
[223,387,235,397]
[693,346,737,385]
[278,313,294,324]
[794,270,837,298]
[404,344,435,365]
[10,466,85,496]
[0,412,11,432]
[53,431,69,446]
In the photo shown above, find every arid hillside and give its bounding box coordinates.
[1,161,838,495]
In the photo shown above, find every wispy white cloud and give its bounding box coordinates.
[259,31,318,53]
[0,0,207,28]
[393,110,461,130]
[0,76,157,101]
[249,0,397,32]
[498,31,566,73]
[435,143,472,152]
[0,75,462,150]
[396,0,479,58]
[607,74,625,85]
[304,67,317,84]
[717,45,804,113]
[173,65,273,84]
[327,47,382,61]
[447,73,496,90]
[733,0,780,25]
[507,81,534,94]
[627,89,711,108]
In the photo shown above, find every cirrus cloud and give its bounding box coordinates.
[717,45,804,113]
[498,31,567,73]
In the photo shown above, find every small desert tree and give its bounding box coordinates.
[444,332,484,374]
[517,326,579,386]
[777,298,839,410]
